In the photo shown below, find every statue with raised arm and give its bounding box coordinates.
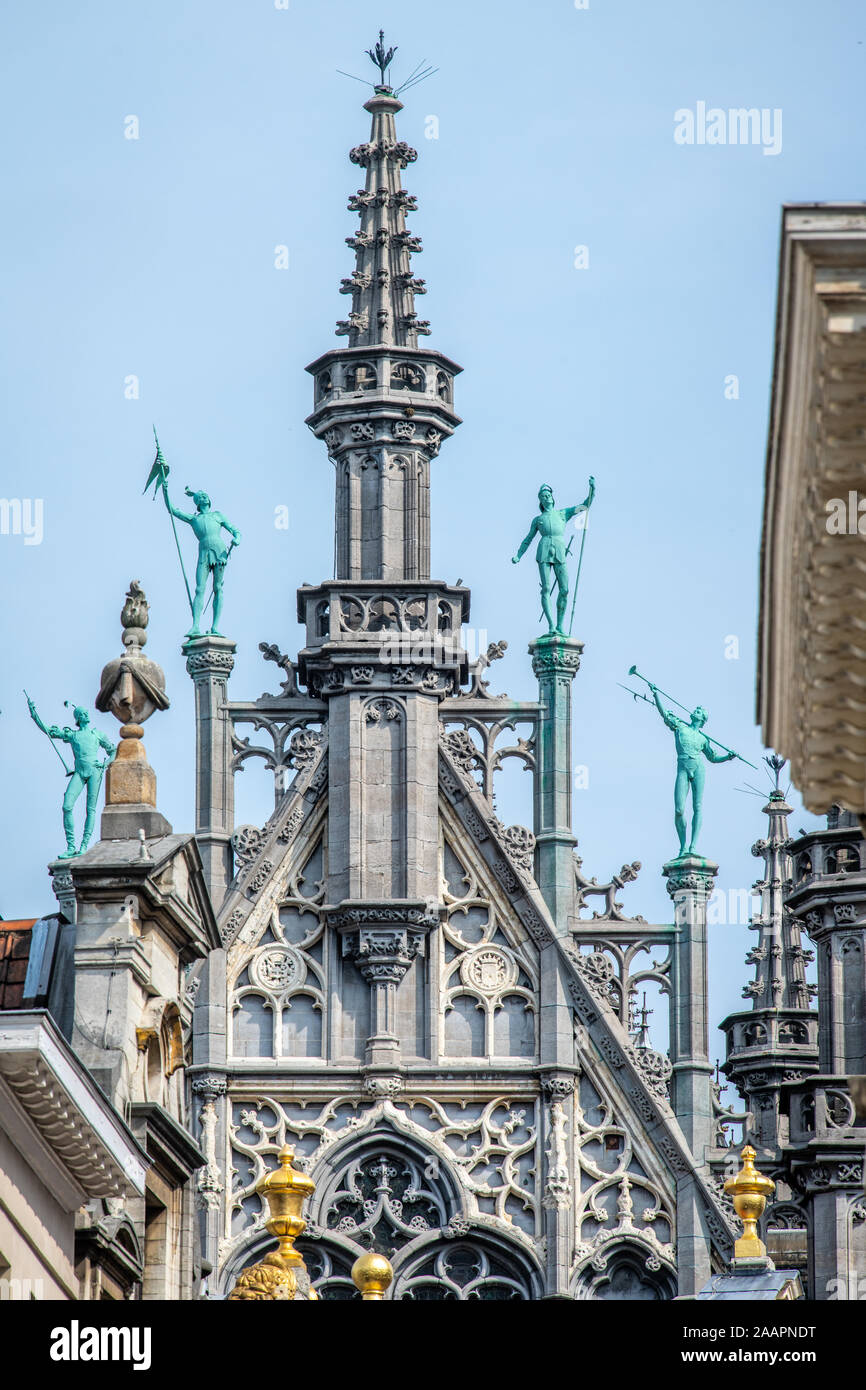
[144,429,241,639]
[512,479,595,635]
[164,487,241,639]
[648,687,737,857]
[26,696,116,859]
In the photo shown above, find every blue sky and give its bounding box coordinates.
[2,0,864,1060]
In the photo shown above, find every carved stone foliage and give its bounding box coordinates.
[573,854,647,926]
[571,1071,675,1282]
[440,836,538,1061]
[227,1094,540,1254]
[463,639,509,699]
[231,824,267,871]
[257,641,302,698]
[229,839,327,1061]
[186,648,235,678]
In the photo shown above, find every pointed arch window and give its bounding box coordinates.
[390,361,426,392]
[346,361,377,392]
[826,843,859,874]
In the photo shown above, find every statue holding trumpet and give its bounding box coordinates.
[619,665,756,859]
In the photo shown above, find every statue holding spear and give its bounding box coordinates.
[512,478,595,636]
[619,665,757,859]
[25,694,116,859]
[144,428,241,638]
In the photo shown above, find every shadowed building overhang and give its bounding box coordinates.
[759,203,866,815]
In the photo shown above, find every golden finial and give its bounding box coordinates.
[351,1251,394,1300]
[228,1145,319,1301]
[723,1144,775,1261]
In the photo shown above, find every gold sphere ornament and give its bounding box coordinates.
[723,1144,775,1261]
[352,1251,394,1300]
[228,1145,319,1301]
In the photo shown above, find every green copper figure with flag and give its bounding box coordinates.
[26,696,115,859]
[512,479,595,636]
[144,428,241,638]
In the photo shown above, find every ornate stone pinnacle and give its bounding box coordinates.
[95,581,171,836]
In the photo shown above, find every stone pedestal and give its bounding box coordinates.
[101,720,171,840]
[184,636,237,911]
[529,635,583,931]
[665,854,718,1298]
[664,854,717,1158]
[530,637,583,1296]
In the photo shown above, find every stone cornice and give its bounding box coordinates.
[0,1011,148,1200]
[760,203,866,813]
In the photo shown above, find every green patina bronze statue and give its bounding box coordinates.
[144,429,241,638]
[512,479,595,635]
[620,665,756,859]
[166,487,241,638]
[650,689,736,857]
[26,696,116,859]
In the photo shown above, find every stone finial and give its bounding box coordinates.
[95,581,171,839]
[228,1146,318,1301]
[724,1145,775,1261]
[120,579,149,653]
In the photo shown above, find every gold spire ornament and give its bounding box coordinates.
[724,1144,775,1261]
[228,1145,319,1301]
[351,1251,394,1300]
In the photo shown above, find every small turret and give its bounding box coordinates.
[721,756,819,1149]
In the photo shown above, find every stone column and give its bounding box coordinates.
[184,636,236,911]
[529,635,583,932]
[664,858,718,1294]
[190,1072,228,1279]
[664,855,717,1161]
[332,904,436,1068]
[540,1072,577,1298]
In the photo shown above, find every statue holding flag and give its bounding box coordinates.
[144,429,241,638]
[26,696,116,858]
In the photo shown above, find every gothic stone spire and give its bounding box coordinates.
[339,91,428,348]
[305,69,462,585]
[721,762,819,1148]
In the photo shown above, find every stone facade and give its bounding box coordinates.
[7,81,863,1307]
[186,82,735,1302]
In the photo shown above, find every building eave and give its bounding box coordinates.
[0,1009,148,1202]
[758,202,866,814]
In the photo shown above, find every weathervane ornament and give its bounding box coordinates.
[144,428,241,638]
[25,695,116,858]
[620,665,755,858]
[366,29,396,88]
[512,478,595,636]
